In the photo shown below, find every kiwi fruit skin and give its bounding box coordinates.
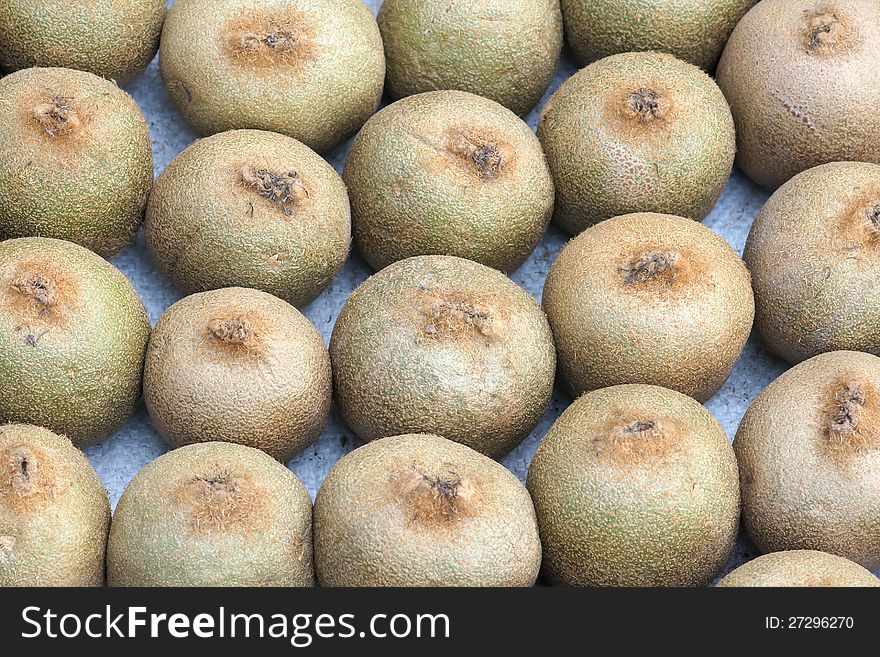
[108,442,314,587]
[561,0,756,71]
[543,212,754,402]
[330,255,556,458]
[377,0,563,116]
[159,0,385,153]
[716,0,880,189]
[0,67,153,257]
[734,350,880,570]
[314,433,541,587]
[344,91,554,273]
[527,384,740,587]
[744,162,880,364]
[0,1,165,86]
[0,424,110,586]
[144,287,331,463]
[146,129,350,307]
[716,550,880,587]
[538,51,735,236]
[0,238,151,446]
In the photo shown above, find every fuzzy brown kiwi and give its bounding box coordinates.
[716,0,880,189]
[0,67,153,257]
[159,0,385,153]
[314,433,541,586]
[744,162,880,363]
[343,91,554,272]
[716,550,880,587]
[542,212,754,402]
[108,442,314,586]
[145,129,350,307]
[734,350,880,570]
[0,1,165,86]
[537,51,735,236]
[0,424,110,586]
[0,238,151,446]
[143,287,331,463]
[330,255,555,458]
[527,384,740,587]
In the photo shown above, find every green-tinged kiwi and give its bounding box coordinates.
[143,287,331,463]
[377,0,563,116]
[0,424,110,586]
[330,255,556,457]
[314,433,541,586]
[0,238,151,446]
[716,550,880,587]
[542,212,753,402]
[734,350,880,570]
[538,51,735,236]
[561,0,756,71]
[0,67,153,257]
[145,129,350,307]
[0,0,165,86]
[744,162,880,363]
[107,442,314,586]
[527,384,740,586]
[343,91,554,272]
[159,0,385,152]
[716,0,880,189]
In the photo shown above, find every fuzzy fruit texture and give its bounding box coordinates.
[744,162,880,364]
[314,433,541,586]
[0,68,153,257]
[543,213,753,402]
[716,0,880,189]
[160,0,385,153]
[0,0,165,86]
[538,51,735,236]
[344,91,554,273]
[146,129,350,307]
[561,0,756,71]
[734,350,880,570]
[378,0,563,116]
[527,384,740,587]
[0,238,151,446]
[0,424,110,586]
[108,442,314,586]
[144,287,332,463]
[716,550,880,587]
[330,255,556,457]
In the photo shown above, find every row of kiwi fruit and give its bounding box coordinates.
[1,0,880,587]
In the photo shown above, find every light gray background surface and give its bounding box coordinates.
[88,0,791,577]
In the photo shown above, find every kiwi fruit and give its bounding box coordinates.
[314,433,541,587]
[561,0,756,71]
[0,238,151,446]
[144,287,331,463]
[159,0,385,153]
[538,51,735,236]
[717,550,880,587]
[0,424,110,586]
[0,1,165,86]
[0,67,153,257]
[343,91,554,272]
[542,212,754,402]
[527,384,740,587]
[744,161,880,364]
[330,255,555,457]
[377,0,563,116]
[108,441,314,586]
[145,129,350,307]
[734,350,880,570]
[716,0,880,189]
